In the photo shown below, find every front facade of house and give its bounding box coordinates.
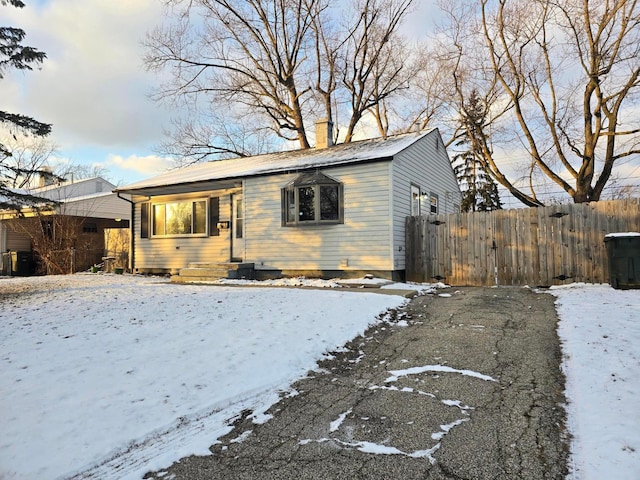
[118,129,461,280]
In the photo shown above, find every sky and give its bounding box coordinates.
[0,274,637,479]
[1,0,177,186]
[2,1,637,205]
[0,0,441,188]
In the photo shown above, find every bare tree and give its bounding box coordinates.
[437,0,640,206]
[145,0,323,151]
[339,0,416,142]
[0,136,57,188]
[0,133,110,202]
[364,33,417,138]
[55,162,110,183]
[397,46,461,144]
[146,0,417,159]
[157,107,278,166]
[309,1,341,139]
[6,213,81,274]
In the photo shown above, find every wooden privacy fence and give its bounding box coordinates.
[406,198,640,286]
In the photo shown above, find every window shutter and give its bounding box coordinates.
[338,184,345,223]
[281,188,287,226]
[209,197,220,236]
[140,202,149,238]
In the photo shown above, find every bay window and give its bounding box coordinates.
[282,171,343,226]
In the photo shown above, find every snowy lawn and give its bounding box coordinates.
[0,274,418,479]
[552,284,640,480]
[0,276,638,479]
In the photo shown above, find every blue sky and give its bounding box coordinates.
[1,0,180,186]
[1,0,440,187]
[3,1,638,206]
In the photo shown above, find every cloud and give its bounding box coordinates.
[105,153,174,176]
[0,0,172,149]
[403,2,443,40]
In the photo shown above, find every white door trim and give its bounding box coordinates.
[231,193,244,261]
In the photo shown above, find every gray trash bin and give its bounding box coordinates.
[604,232,640,289]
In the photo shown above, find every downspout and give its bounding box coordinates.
[0,222,6,253]
[117,192,135,273]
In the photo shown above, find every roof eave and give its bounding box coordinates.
[115,156,393,197]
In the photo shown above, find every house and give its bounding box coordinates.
[114,125,461,281]
[0,177,131,275]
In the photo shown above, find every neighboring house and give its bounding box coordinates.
[0,177,131,275]
[115,126,461,281]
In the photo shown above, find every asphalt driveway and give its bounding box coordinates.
[144,286,568,480]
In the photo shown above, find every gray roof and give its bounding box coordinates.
[115,130,435,195]
[1,177,118,211]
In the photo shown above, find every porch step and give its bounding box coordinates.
[171,263,255,284]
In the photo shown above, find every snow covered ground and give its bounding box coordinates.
[0,274,422,479]
[0,275,638,479]
[552,284,640,480]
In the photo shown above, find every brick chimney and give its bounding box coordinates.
[315,118,334,149]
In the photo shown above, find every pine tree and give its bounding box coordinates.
[1,0,54,210]
[452,90,502,212]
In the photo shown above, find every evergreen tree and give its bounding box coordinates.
[452,90,502,212]
[1,0,53,210]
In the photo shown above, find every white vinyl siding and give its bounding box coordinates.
[129,130,461,276]
[391,130,461,270]
[133,190,236,271]
[58,194,131,220]
[30,177,112,202]
[245,162,393,271]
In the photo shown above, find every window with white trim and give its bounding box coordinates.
[410,184,421,216]
[152,199,207,236]
[282,171,344,226]
[429,193,439,214]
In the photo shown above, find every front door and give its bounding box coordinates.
[231,194,244,261]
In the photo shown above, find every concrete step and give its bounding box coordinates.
[172,275,224,284]
[179,267,230,278]
[172,262,256,284]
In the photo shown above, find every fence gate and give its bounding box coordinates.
[406,198,640,286]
